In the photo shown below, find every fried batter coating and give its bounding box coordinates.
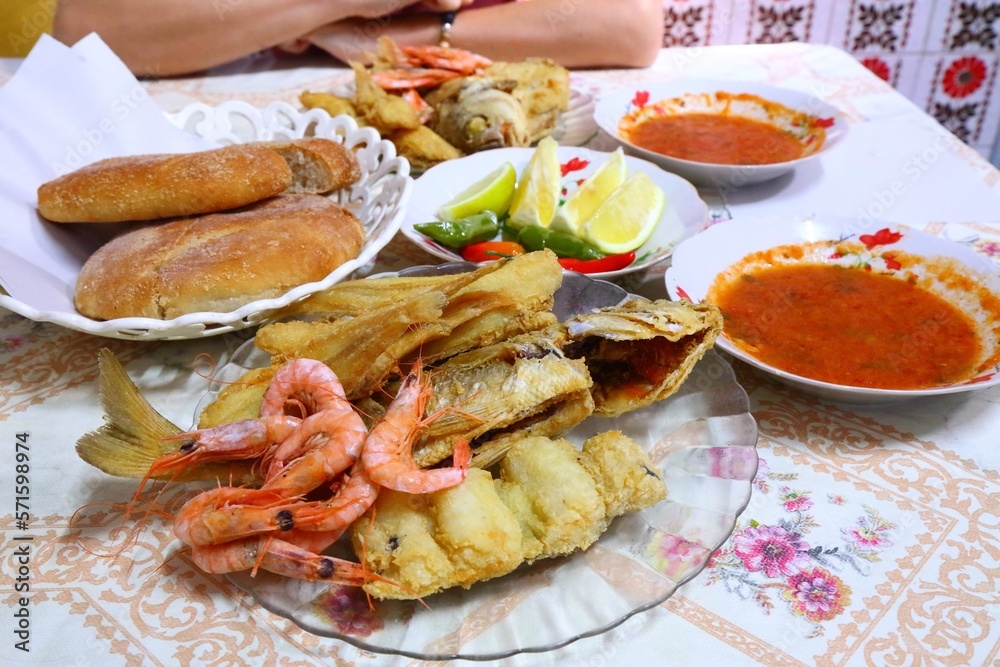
[351,431,666,599]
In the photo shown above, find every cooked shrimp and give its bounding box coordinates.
[189,535,381,585]
[265,379,361,479]
[361,363,471,494]
[127,415,302,511]
[260,358,347,419]
[173,485,292,546]
[184,462,378,546]
[261,405,367,498]
[148,415,301,480]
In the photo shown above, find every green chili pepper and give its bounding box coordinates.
[414,211,500,249]
[517,225,605,260]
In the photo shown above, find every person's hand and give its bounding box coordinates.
[307,18,375,64]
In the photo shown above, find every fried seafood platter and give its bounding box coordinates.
[76,250,730,644]
[299,37,571,172]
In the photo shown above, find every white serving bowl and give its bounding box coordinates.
[402,145,708,279]
[593,80,848,187]
[665,214,1000,403]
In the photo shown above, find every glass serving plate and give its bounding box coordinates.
[195,264,759,661]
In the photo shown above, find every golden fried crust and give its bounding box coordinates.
[352,433,666,600]
[37,144,293,223]
[75,194,364,320]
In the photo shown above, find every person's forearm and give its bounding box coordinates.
[446,0,664,68]
[52,0,409,76]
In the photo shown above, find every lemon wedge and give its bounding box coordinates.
[507,136,561,229]
[436,161,517,221]
[579,171,665,254]
[550,148,627,235]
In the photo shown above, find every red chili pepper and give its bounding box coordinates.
[460,241,525,263]
[557,252,636,273]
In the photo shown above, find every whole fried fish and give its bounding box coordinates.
[426,77,530,153]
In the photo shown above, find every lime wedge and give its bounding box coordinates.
[436,162,517,221]
[550,148,627,235]
[579,171,665,254]
[507,136,561,230]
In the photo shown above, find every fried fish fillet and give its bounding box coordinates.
[351,431,666,600]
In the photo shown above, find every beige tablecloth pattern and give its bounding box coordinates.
[2,42,999,666]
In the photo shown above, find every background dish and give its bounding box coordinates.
[666,214,1000,403]
[401,147,709,279]
[198,265,758,661]
[0,101,410,340]
[551,88,599,146]
[593,80,848,187]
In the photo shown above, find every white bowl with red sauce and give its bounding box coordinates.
[665,215,1000,403]
[593,81,848,187]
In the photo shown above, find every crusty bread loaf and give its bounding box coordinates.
[37,144,294,223]
[74,194,365,320]
[268,138,361,194]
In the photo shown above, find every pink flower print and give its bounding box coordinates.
[827,494,846,505]
[0,336,27,351]
[317,585,383,637]
[779,487,813,513]
[752,457,771,493]
[733,524,810,577]
[844,511,895,552]
[973,240,1000,258]
[644,531,710,579]
[781,568,852,622]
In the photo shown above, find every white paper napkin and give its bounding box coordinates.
[0,33,214,312]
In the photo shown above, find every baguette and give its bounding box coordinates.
[37,144,293,223]
[37,138,362,224]
[268,138,361,194]
[74,194,365,320]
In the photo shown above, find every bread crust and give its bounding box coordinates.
[268,138,362,194]
[74,194,366,320]
[37,144,293,223]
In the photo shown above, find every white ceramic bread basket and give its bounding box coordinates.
[0,101,411,340]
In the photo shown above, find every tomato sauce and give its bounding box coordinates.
[711,264,982,389]
[625,114,807,165]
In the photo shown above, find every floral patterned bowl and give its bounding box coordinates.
[665,214,1000,403]
[593,80,848,187]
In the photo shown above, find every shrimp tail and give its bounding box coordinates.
[452,438,471,471]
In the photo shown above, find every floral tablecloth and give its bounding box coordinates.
[1,42,999,666]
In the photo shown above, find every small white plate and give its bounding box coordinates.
[401,146,709,279]
[593,80,848,187]
[665,214,1000,403]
